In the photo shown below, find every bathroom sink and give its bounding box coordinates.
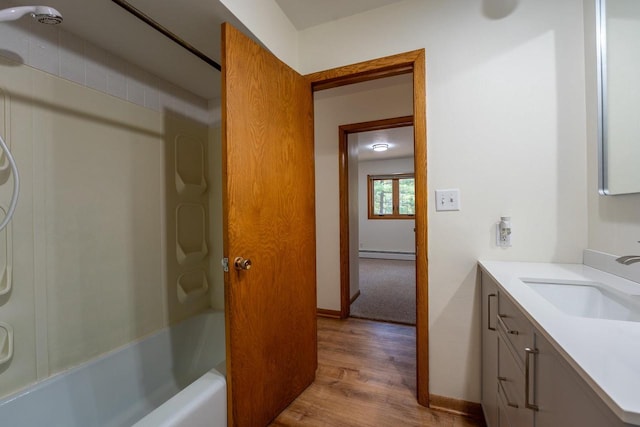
[522,279,640,322]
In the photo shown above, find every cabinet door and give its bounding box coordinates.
[498,331,534,427]
[481,273,499,427]
[533,332,624,427]
[497,389,513,427]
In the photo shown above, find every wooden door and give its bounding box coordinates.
[221,23,317,427]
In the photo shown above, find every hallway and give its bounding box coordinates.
[271,317,485,426]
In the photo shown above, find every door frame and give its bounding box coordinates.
[337,115,414,317]
[305,49,429,407]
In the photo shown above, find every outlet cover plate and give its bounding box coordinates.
[435,189,460,211]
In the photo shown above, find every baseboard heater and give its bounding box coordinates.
[359,250,416,261]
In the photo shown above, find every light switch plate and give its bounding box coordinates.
[435,189,460,211]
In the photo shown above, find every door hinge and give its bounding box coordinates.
[221,257,229,272]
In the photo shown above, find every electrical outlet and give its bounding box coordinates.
[496,217,512,247]
[435,189,460,211]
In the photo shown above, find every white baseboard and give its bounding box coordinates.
[583,249,640,284]
[359,250,416,261]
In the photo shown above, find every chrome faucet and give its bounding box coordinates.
[616,241,640,265]
[616,255,640,265]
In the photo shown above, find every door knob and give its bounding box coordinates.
[234,257,252,270]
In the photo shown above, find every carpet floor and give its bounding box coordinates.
[350,258,416,325]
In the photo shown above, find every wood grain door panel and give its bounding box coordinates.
[222,23,317,427]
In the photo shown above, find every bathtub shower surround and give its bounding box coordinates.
[0,311,227,427]
[0,0,213,126]
[0,26,222,401]
[164,111,215,323]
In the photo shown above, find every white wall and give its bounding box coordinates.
[314,75,413,311]
[358,157,415,254]
[302,0,589,402]
[584,0,640,255]
[219,0,299,69]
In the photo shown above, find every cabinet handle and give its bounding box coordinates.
[497,314,519,335]
[498,376,519,408]
[487,293,497,331]
[525,347,539,411]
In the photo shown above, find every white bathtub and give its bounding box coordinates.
[0,310,227,427]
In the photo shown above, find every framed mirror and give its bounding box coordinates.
[597,0,640,195]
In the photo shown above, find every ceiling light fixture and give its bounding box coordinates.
[372,143,388,152]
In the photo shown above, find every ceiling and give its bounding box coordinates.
[275,0,407,30]
[355,126,414,162]
[7,0,407,100]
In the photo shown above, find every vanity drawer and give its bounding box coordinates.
[498,292,533,368]
[497,330,534,427]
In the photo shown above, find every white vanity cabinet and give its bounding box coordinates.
[481,272,631,427]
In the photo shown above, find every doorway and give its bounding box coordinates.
[306,49,428,406]
[340,119,417,326]
[222,25,427,424]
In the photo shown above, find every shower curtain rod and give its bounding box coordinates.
[111,0,222,71]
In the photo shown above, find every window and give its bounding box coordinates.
[368,173,415,219]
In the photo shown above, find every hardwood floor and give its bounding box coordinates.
[270,317,486,427]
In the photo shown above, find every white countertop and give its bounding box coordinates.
[478,261,640,426]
